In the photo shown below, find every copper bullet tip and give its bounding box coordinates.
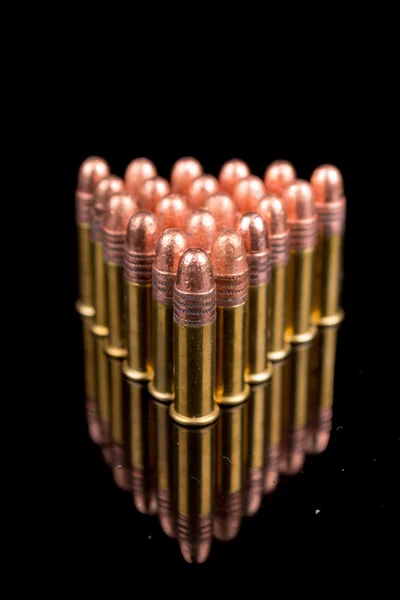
[211,229,248,306]
[233,175,266,213]
[205,193,237,230]
[214,491,243,542]
[76,156,110,224]
[285,181,317,251]
[139,176,170,212]
[177,514,213,564]
[187,174,219,210]
[91,175,125,242]
[310,165,346,234]
[187,208,217,253]
[264,160,296,196]
[219,159,250,196]
[124,158,157,198]
[171,157,203,195]
[174,249,216,327]
[244,470,264,517]
[237,213,270,286]
[258,195,289,267]
[155,193,188,231]
[152,228,188,306]
[103,193,138,264]
[124,211,160,284]
[132,466,158,516]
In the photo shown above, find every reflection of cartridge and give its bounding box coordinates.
[173,422,216,564]
[264,160,296,197]
[171,156,203,195]
[82,315,101,445]
[258,195,290,361]
[285,181,317,344]
[280,340,313,476]
[306,325,339,454]
[214,403,246,541]
[310,165,346,326]
[75,156,110,316]
[233,175,266,213]
[170,249,220,426]
[109,356,131,491]
[219,159,250,197]
[187,209,217,254]
[187,174,219,211]
[237,213,272,384]
[128,380,157,515]
[154,399,175,537]
[211,229,249,406]
[122,211,159,382]
[124,157,157,200]
[149,229,187,401]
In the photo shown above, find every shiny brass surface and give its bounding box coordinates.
[123,282,153,381]
[105,263,127,358]
[94,334,112,462]
[285,248,316,343]
[312,233,344,326]
[82,315,101,444]
[109,355,131,491]
[76,224,95,317]
[215,304,249,405]
[245,284,272,383]
[148,301,174,401]
[92,241,108,336]
[268,263,290,361]
[264,358,287,492]
[154,400,175,537]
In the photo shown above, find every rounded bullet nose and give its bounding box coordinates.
[219,159,250,196]
[126,210,160,254]
[310,164,344,204]
[154,228,188,273]
[180,539,212,565]
[305,430,331,455]
[245,477,264,517]
[214,516,242,542]
[159,514,176,539]
[237,212,269,253]
[77,156,110,194]
[103,193,138,234]
[155,193,188,231]
[124,157,157,198]
[211,229,248,276]
[205,193,237,230]
[264,469,279,494]
[280,451,305,476]
[258,194,287,235]
[285,180,316,221]
[233,175,266,213]
[139,176,170,211]
[187,174,219,210]
[93,176,126,215]
[171,157,203,195]
[264,160,296,196]
[176,248,214,293]
[112,466,132,492]
[133,491,158,516]
[187,209,217,253]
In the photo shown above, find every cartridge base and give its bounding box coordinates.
[214,384,250,406]
[285,325,317,345]
[75,299,95,318]
[315,309,344,327]
[91,324,109,337]
[148,381,174,402]
[169,403,220,427]
[105,346,127,359]
[267,343,291,362]
[245,364,272,384]
[122,361,153,382]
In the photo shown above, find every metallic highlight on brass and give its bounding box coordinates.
[264,357,288,493]
[122,211,159,381]
[149,229,188,401]
[154,399,175,537]
[171,157,203,195]
[173,422,216,563]
[264,160,296,197]
[124,157,157,199]
[233,175,266,213]
[285,181,318,344]
[138,176,170,212]
[214,403,245,541]
[110,356,131,491]
[205,193,237,231]
[219,159,250,196]
[306,324,339,454]
[187,174,219,210]
[187,209,217,254]
[211,230,249,405]
[95,334,113,465]
[170,249,220,426]
[237,213,272,384]
[82,316,102,445]
[76,156,110,316]
[311,165,346,326]
[155,193,188,231]
[258,195,290,361]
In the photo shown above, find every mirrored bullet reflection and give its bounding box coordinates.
[82,315,102,446]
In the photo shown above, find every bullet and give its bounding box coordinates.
[187,208,217,253]
[75,156,110,316]
[138,176,170,212]
[258,194,291,361]
[155,193,188,231]
[233,175,266,213]
[154,399,175,537]
[214,403,245,541]
[171,157,203,195]
[124,157,157,199]
[219,159,250,196]
[310,165,346,326]
[173,421,216,564]
[122,211,160,382]
[211,229,249,405]
[237,213,272,384]
[306,324,339,454]
[205,193,237,230]
[187,174,219,210]
[170,249,220,426]
[148,229,188,402]
[264,160,296,197]
[285,181,318,344]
